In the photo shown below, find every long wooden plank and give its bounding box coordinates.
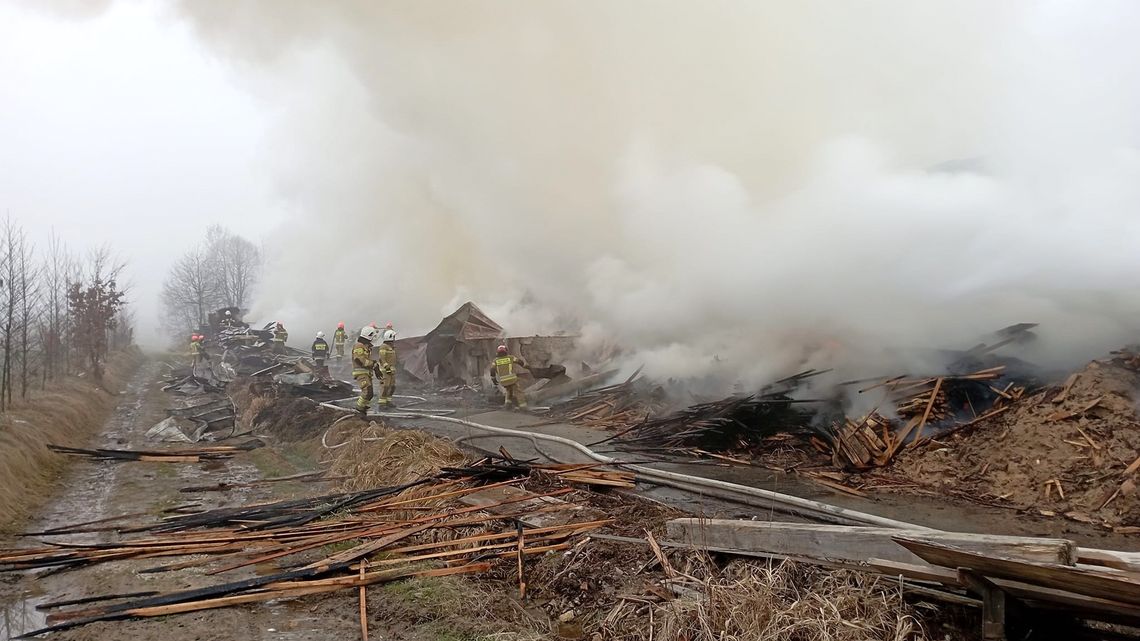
[667,520,1074,567]
[895,536,1140,607]
[1076,548,1140,573]
[913,377,943,443]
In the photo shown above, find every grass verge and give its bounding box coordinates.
[0,347,144,534]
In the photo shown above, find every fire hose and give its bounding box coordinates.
[378,411,927,530]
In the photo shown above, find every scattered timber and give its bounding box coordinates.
[46,441,263,463]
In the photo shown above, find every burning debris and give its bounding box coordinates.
[881,352,1140,531]
[825,365,1018,470]
[611,369,827,453]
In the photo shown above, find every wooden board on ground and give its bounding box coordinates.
[895,536,1140,607]
[459,485,578,528]
[666,519,1075,567]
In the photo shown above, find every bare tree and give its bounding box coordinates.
[161,246,220,332]
[39,231,75,385]
[163,226,260,334]
[204,225,260,310]
[0,218,42,406]
[18,234,41,399]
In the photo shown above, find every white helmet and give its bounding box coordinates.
[359,325,380,342]
[382,329,396,342]
[316,331,325,338]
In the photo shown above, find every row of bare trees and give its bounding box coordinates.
[161,225,260,333]
[0,218,132,410]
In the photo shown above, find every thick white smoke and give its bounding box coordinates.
[167,1,1140,387]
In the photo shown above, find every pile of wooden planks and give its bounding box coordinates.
[46,441,263,463]
[3,461,610,637]
[826,366,1027,469]
[825,413,894,469]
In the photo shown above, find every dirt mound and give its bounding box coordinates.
[891,358,1140,529]
[230,379,346,441]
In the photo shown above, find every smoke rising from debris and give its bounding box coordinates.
[172,1,1140,386]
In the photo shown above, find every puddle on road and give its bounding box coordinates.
[0,364,156,640]
[0,586,46,641]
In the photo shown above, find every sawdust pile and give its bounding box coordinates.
[328,421,466,492]
[891,356,1140,530]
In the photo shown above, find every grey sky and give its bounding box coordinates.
[0,1,283,346]
[5,0,1140,383]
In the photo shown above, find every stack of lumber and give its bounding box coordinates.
[46,441,262,463]
[2,460,610,637]
[664,519,1140,637]
[826,413,894,469]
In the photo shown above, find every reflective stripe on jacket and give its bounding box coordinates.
[377,343,396,374]
[352,341,375,377]
[333,329,347,345]
[493,356,518,384]
[273,329,288,343]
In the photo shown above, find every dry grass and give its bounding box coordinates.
[0,348,143,534]
[377,574,545,640]
[327,421,467,492]
[609,559,927,641]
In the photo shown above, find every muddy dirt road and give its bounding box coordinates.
[0,361,395,641]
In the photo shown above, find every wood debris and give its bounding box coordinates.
[0,459,615,638]
[46,441,263,463]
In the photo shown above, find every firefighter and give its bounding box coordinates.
[189,334,204,364]
[221,309,236,328]
[376,329,397,408]
[312,331,330,368]
[333,322,348,360]
[272,321,288,354]
[190,334,211,373]
[352,325,381,416]
[490,344,528,410]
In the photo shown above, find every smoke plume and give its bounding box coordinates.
[168,1,1140,387]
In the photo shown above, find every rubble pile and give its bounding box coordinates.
[614,370,828,453]
[826,366,1020,469]
[886,354,1140,530]
[546,374,667,428]
[1,460,615,637]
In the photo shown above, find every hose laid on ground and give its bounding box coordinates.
[385,411,928,530]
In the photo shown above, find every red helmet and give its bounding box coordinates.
[337,322,345,329]
[497,344,508,355]
[385,322,394,329]
[369,322,378,328]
